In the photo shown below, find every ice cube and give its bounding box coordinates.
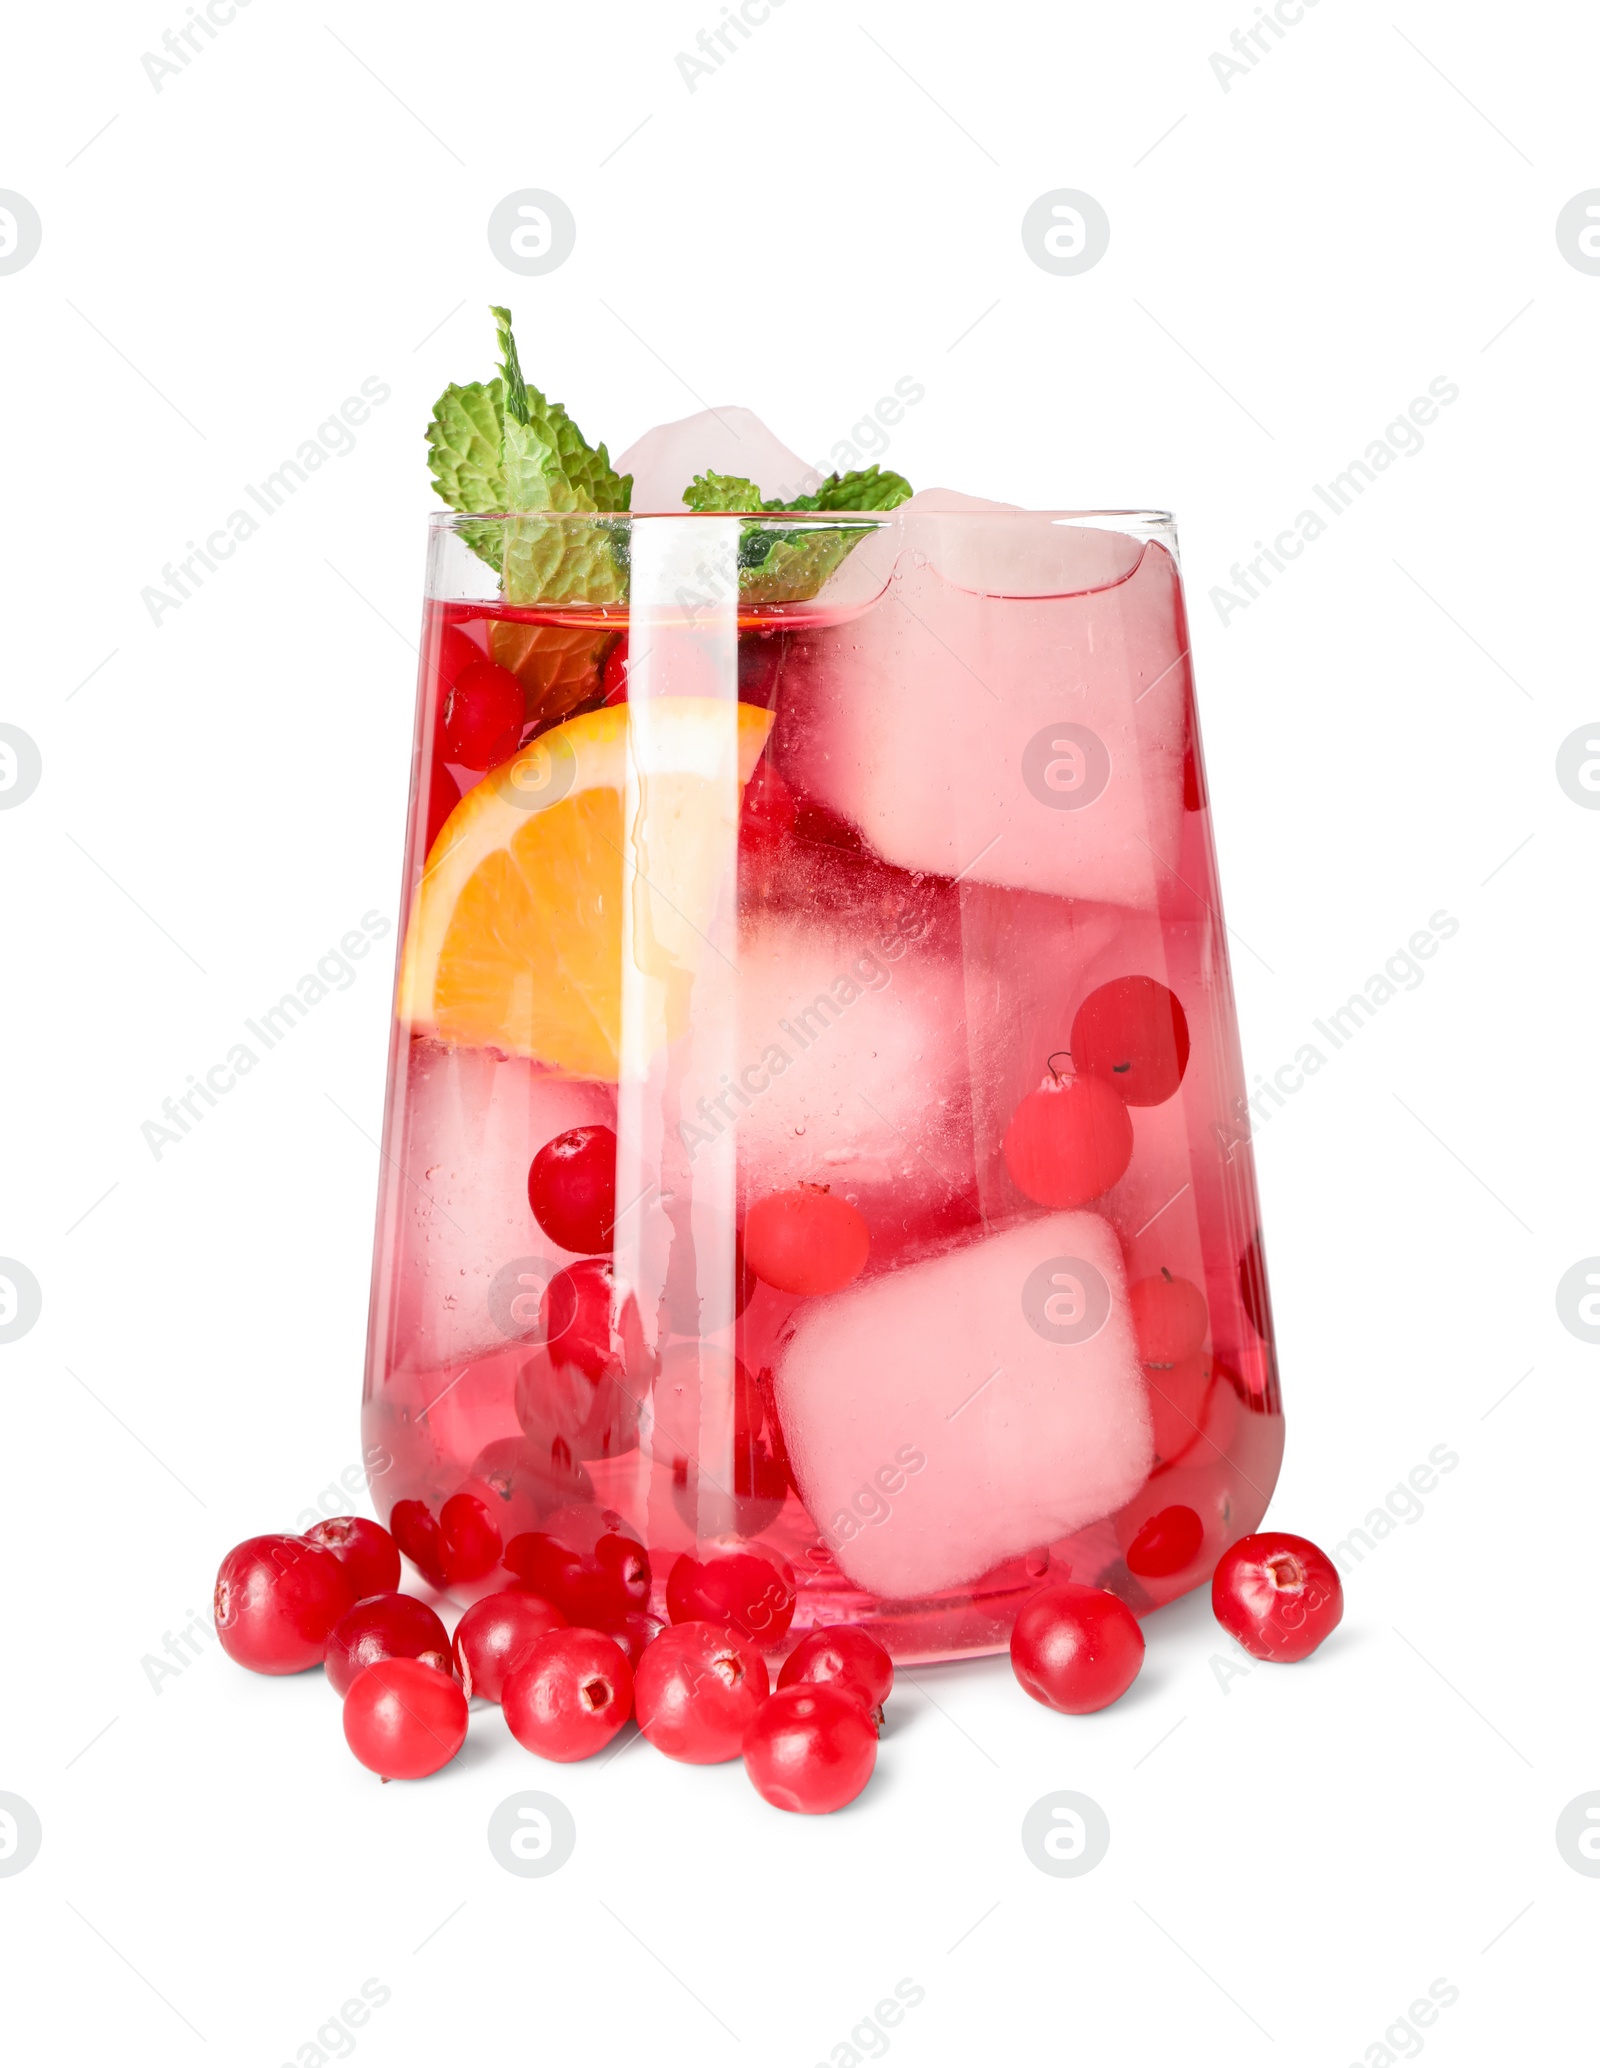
[773,529,1188,907]
[679,890,979,1265]
[772,1210,1152,1598]
[615,407,817,514]
[377,1040,614,1370]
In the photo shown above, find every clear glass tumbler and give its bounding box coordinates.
[362,506,1283,1660]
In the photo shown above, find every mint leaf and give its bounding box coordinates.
[426,308,632,601]
[684,472,766,513]
[675,461,913,602]
[803,465,913,513]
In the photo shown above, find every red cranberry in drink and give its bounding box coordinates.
[743,1685,878,1814]
[342,1659,467,1780]
[1003,1075,1134,1209]
[1128,1270,1209,1368]
[503,1629,633,1761]
[302,1516,400,1601]
[1010,1582,1145,1714]
[666,1546,796,1647]
[451,1589,567,1703]
[214,1535,355,1675]
[324,1593,452,1698]
[528,1124,617,1254]
[634,1622,769,1764]
[1212,1533,1342,1662]
[441,657,525,768]
[423,758,463,856]
[438,1492,502,1583]
[1070,976,1190,1107]
[601,636,628,705]
[778,1626,893,1723]
[742,1187,870,1297]
[1123,1505,1205,1580]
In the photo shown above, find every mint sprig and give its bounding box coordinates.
[425,311,911,608]
[682,465,912,601]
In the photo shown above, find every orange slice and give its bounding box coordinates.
[397,700,772,1079]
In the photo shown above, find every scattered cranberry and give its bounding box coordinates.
[1123,1505,1205,1579]
[214,1534,355,1676]
[1010,1582,1145,1714]
[503,1629,633,1762]
[667,1547,796,1646]
[742,1187,870,1297]
[438,1491,502,1583]
[502,1507,650,1626]
[1002,1075,1134,1209]
[601,636,628,704]
[1128,1270,1209,1368]
[528,1124,617,1254]
[1071,976,1190,1107]
[634,1622,769,1764]
[325,1593,452,1698]
[743,1685,878,1814]
[342,1658,468,1780]
[302,1516,400,1600]
[778,1627,893,1723]
[600,1611,665,1666]
[450,1589,566,1703]
[441,657,525,768]
[1212,1533,1343,1662]
[388,1500,448,1589]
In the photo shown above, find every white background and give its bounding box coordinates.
[2,1,1596,2062]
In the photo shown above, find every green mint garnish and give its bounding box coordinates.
[426,310,911,608]
[683,466,913,601]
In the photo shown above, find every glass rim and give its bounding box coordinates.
[427,506,1178,528]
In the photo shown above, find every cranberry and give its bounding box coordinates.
[778,1627,893,1722]
[743,1685,878,1814]
[441,657,525,768]
[503,1629,633,1762]
[634,1621,770,1764]
[438,1492,502,1583]
[1123,1505,1205,1579]
[601,636,628,704]
[600,1611,665,1666]
[1010,1582,1145,1714]
[528,1124,617,1254]
[423,757,463,856]
[214,1534,355,1675]
[743,1187,870,1297]
[302,1516,400,1600]
[1002,1075,1134,1209]
[667,1547,796,1646]
[342,1659,468,1780]
[1070,976,1190,1107]
[463,1440,563,1539]
[1212,1532,1343,1662]
[324,1593,452,1698]
[502,1507,650,1626]
[1129,1270,1209,1368]
[450,1589,566,1702]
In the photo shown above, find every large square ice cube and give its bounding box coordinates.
[773,527,1188,907]
[772,1210,1151,1598]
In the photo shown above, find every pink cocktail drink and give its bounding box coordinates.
[362,504,1283,1660]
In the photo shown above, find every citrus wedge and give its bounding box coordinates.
[397,700,773,1080]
